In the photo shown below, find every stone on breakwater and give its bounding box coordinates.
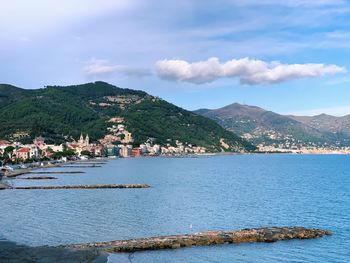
[63,227,332,253]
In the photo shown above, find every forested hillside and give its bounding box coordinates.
[0,82,255,152]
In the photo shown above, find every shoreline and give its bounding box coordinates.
[3,152,349,179]
[3,157,110,178]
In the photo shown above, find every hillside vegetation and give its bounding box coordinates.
[0,82,255,152]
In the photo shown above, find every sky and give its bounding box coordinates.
[1,0,350,116]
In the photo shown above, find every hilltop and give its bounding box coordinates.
[0,82,255,152]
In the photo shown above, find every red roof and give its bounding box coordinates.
[17,147,31,153]
[0,140,10,146]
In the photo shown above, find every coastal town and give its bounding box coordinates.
[0,122,207,164]
[257,145,350,154]
[2,119,350,166]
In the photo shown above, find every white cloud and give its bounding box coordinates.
[83,59,151,79]
[155,57,346,85]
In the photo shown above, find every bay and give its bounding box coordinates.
[0,154,349,262]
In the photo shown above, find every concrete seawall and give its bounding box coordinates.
[63,227,331,253]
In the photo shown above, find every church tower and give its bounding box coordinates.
[79,133,84,146]
[85,134,89,146]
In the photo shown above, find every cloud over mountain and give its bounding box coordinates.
[156,57,346,85]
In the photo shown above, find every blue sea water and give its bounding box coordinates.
[0,154,349,262]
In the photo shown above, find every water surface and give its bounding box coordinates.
[0,155,349,262]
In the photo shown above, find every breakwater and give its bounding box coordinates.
[58,165,102,168]
[20,176,58,180]
[6,170,85,177]
[10,184,150,190]
[63,227,331,253]
[29,171,85,174]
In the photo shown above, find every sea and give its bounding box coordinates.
[0,154,349,262]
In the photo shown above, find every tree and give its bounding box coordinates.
[4,146,15,153]
[81,150,92,157]
[51,148,76,159]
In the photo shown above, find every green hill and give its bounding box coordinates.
[0,82,255,152]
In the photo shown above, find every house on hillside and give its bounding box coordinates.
[15,147,39,161]
[33,136,45,147]
[15,148,30,160]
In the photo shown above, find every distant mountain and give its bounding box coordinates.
[195,103,350,148]
[0,82,255,152]
[289,114,350,137]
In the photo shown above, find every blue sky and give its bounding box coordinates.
[1,0,350,115]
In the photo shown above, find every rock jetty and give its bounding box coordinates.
[20,176,58,180]
[11,184,150,190]
[5,169,30,178]
[59,165,102,168]
[29,171,85,174]
[64,227,331,253]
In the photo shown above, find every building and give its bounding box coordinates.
[105,145,119,157]
[29,147,39,159]
[16,148,31,160]
[0,140,10,147]
[33,136,45,146]
[131,148,142,157]
[122,132,133,143]
[78,134,89,147]
[89,144,104,156]
[139,144,147,154]
[119,145,132,157]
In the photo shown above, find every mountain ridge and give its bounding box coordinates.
[195,103,350,147]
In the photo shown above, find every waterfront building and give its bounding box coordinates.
[119,145,132,157]
[131,148,142,157]
[105,145,119,157]
[139,144,148,154]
